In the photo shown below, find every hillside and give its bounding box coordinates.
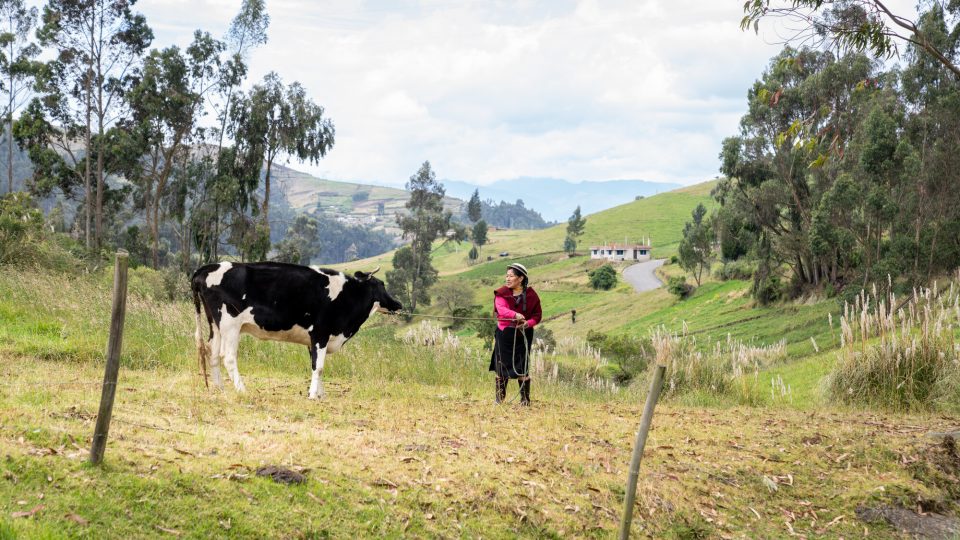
[1,264,957,538]
[337,180,718,277]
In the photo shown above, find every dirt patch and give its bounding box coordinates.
[255,465,307,485]
[855,505,960,539]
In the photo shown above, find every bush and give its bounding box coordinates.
[716,260,754,281]
[752,274,782,305]
[667,276,692,299]
[586,330,651,382]
[645,327,785,405]
[826,284,960,411]
[588,264,617,290]
[670,255,679,265]
[0,192,43,265]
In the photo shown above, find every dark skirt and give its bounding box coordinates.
[488,327,534,379]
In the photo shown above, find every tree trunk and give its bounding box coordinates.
[262,156,273,233]
[7,32,13,195]
[84,82,92,249]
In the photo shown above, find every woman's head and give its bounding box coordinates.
[505,263,529,289]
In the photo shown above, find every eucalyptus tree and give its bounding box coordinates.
[37,0,152,249]
[0,0,40,194]
[718,48,878,290]
[195,0,268,260]
[742,0,960,79]
[121,38,221,268]
[387,161,462,312]
[678,203,714,286]
[246,71,334,234]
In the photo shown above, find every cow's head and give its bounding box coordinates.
[354,267,403,313]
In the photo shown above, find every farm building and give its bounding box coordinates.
[590,242,651,262]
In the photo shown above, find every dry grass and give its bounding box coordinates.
[827,276,960,411]
[1,353,957,538]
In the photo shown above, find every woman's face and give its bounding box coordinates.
[505,269,522,288]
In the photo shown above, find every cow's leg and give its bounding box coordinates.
[208,325,224,390]
[308,342,328,400]
[219,324,246,393]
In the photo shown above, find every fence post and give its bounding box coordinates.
[89,250,129,466]
[619,364,666,540]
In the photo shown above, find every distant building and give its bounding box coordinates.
[590,242,651,262]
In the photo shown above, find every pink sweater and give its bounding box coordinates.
[493,286,542,331]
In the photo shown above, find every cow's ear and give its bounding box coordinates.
[354,270,370,281]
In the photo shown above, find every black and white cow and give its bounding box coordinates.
[191,262,403,398]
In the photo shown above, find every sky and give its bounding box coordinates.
[137,0,914,188]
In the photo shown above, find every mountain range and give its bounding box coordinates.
[440,177,683,222]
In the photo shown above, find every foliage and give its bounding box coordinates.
[0,0,40,195]
[467,245,478,261]
[273,214,321,265]
[459,198,549,229]
[667,276,692,299]
[678,203,714,286]
[826,281,960,411]
[466,188,481,222]
[563,235,576,255]
[386,246,435,310]
[471,219,487,259]
[245,71,335,234]
[585,329,651,382]
[0,191,42,264]
[741,0,960,79]
[716,259,755,281]
[432,280,474,317]
[565,206,586,253]
[717,38,960,301]
[392,161,462,312]
[587,263,617,290]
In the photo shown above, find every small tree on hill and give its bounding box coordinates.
[467,189,482,223]
[678,203,714,286]
[390,161,462,312]
[472,219,488,259]
[565,206,586,254]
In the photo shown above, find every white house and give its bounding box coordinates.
[590,243,652,262]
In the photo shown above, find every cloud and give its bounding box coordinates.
[141,0,921,187]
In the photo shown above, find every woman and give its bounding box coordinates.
[489,263,542,405]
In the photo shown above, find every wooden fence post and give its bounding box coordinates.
[619,364,666,540]
[89,250,129,466]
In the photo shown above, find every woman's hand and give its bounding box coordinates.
[514,313,526,326]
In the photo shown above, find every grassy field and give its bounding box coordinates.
[1,267,959,538]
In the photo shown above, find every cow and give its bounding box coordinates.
[191,261,403,399]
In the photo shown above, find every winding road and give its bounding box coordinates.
[623,259,666,293]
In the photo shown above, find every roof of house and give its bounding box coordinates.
[590,244,651,250]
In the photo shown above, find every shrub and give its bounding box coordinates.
[667,276,692,299]
[646,327,786,405]
[586,330,651,382]
[468,245,478,260]
[826,282,960,411]
[669,255,679,265]
[0,192,43,265]
[716,260,754,281]
[588,264,617,290]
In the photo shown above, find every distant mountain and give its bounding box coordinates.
[441,177,682,222]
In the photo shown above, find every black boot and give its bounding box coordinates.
[519,378,531,406]
[495,377,506,404]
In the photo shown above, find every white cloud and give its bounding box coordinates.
[135,0,918,187]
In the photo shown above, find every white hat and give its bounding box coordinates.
[507,263,528,278]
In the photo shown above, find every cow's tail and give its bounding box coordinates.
[192,278,210,389]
